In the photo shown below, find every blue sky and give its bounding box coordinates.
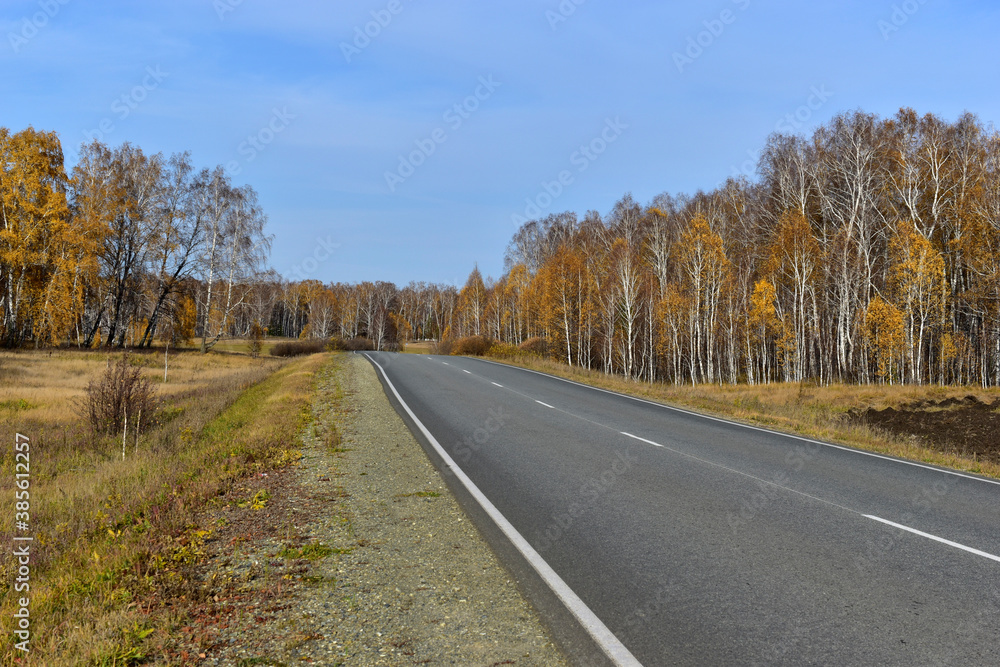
[3,0,999,286]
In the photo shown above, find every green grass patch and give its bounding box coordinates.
[395,490,442,498]
[237,489,271,510]
[278,542,348,560]
[0,397,36,411]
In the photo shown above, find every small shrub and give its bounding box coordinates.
[0,398,37,412]
[351,338,376,351]
[329,336,375,352]
[486,341,520,359]
[395,490,442,498]
[452,335,496,356]
[518,337,549,357]
[83,353,159,435]
[433,339,454,355]
[237,489,271,510]
[271,339,328,357]
[278,542,339,560]
[127,353,160,368]
[158,405,185,425]
[248,323,265,358]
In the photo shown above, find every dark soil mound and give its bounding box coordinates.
[854,396,1000,463]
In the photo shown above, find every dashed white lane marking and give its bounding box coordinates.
[463,370,472,374]
[499,374,1000,566]
[477,359,1000,488]
[491,382,503,388]
[388,353,1000,586]
[865,515,1000,564]
[621,432,663,447]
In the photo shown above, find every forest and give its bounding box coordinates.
[4,107,1000,386]
[0,128,270,351]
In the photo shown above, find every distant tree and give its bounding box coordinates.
[458,266,486,336]
[889,220,946,384]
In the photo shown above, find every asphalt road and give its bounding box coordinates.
[362,351,1000,666]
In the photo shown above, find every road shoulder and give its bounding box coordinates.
[164,353,566,665]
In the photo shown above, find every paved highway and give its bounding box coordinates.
[362,351,1000,666]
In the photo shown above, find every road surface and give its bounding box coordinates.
[362,351,1000,666]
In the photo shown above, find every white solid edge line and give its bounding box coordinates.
[865,515,1000,563]
[477,359,1000,488]
[536,400,556,409]
[364,354,642,666]
[621,432,664,448]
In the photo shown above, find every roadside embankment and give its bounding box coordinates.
[164,353,567,665]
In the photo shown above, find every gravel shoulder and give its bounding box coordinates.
[162,353,567,666]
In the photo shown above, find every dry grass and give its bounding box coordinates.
[402,341,434,354]
[271,338,329,357]
[0,348,327,664]
[0,348,269,428]
[204,336,298,357]
[486,355,1000,480]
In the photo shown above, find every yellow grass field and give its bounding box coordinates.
[0,347,325,664]
[201,336,299,357]
[402,340,435,354]
[0,347,272,428]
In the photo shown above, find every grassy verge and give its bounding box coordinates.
[201,336,297,357]
[483,354,1000,480]
[0,349,326,665]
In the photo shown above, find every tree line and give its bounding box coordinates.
[293,107,1000,388]
[0,127,448,352]
[8,107,1000,389]
[1,127,271,350]
[473,108,1000,387]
